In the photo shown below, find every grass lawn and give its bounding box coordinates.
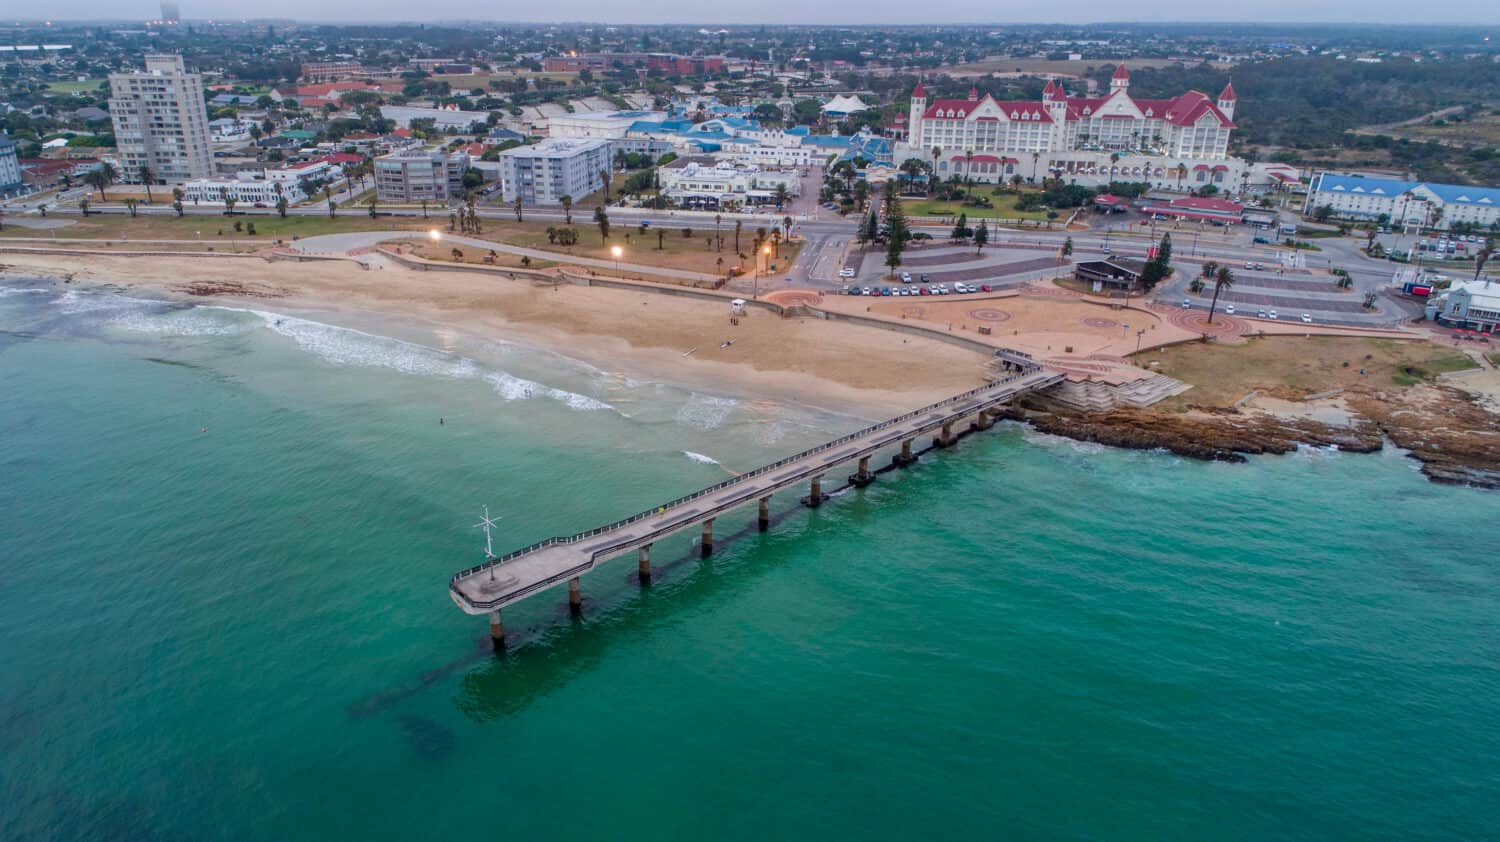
[0,213,432,244]
[46,79,105,94]
[903,197,1053,222]
[0,212,798,276]
[1139,335,1477,407]
[491,221,801,276]
[402,239,556,270]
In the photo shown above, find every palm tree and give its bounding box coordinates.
[368,195,379,218]
[600,169,612,203]
[734,219,743,253]
[1474,239,1495,282]
[1175,164,1188,192]
[324,187,337,219]
[420,199,429,219]
[560,194,573,225]
[513,196,524,222]
[1207,265,1235,324]
[273,183,288,218]
[963,149,975,200]
[171,187,184,218]
[124,198,139,217]
[137,165,155,203]
[1030,151,1040,183]
[930,146,941,196]
[219,187,237,217]
[78,197,90,216]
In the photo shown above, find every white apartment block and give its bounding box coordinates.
[900,68,1243,190]
[109,54,213,184]
[657,158,800,209]
[498,138,613,205]
[374,149,471,203]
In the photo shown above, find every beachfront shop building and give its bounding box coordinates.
[1305,172,1500,232]
[1138,196,1246,225]
[181,174,307,207]
[1074,257,1146,292]
[657,158,800,209]
[1426,279,1500,334]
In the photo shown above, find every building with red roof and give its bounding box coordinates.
[902,69,1244,191]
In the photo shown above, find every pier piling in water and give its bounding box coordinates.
[701,518,714,557]
[893,438,918,467]
[638,544,652,585]
[850,455,875,488]
[758,496,771,531]
[568,577,582,613]
[489,610,505,648]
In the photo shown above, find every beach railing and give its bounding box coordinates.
[451,361,1053,583]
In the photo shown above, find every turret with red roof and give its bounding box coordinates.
[1216,81,1237,120]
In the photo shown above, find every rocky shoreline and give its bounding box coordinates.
[1006,382,1500,490]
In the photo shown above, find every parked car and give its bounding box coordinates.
[1257,309,1268,319]
[1244,261,1254,269]
[1268,310,1279,320]
[980,284,993,292]
[919,286,930,296]
[861,287,872,296]
[839,267,856,278]
[841,285,852,295]
[920,274,930,282]
[1225,304,1236,315]
[1181,298,1192,309]
[900,272,912,283]
[1301,313,1313,323]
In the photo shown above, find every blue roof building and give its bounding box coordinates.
[1307,171,1500,231]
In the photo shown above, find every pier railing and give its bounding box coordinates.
[451,354,1049,583]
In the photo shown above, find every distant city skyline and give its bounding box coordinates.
[15,2,1500,25]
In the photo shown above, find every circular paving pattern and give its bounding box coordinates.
[1166,308,1248,337]
[967,308,1012,322]
[1081,316,1119,329]
[901,305,927,319]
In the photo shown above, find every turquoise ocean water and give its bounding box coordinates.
[2,279,1498,840]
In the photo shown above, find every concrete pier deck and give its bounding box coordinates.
[449,359,1062,616]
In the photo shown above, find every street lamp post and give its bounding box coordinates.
[756,244,770,298]
[611,244,623,277]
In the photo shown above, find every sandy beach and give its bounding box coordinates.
[0,251,991,419]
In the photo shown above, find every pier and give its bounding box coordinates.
[449,352,1063,645]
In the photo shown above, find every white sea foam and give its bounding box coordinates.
[54,289,153,315]
[682,450,721,465]
[252,310,481,379]
[0,287,53,297]
[110,308,253,337]
[484,371,615,411]
[675,393,738,430]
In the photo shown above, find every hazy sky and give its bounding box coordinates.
[22,2,1500,25]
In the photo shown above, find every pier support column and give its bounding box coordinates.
[803,475,826,508]
[972,409,995,431]
[638,544,652,585]
[758,496,771,531]
[893,438,918,467]
[489,610,505,649]
[568,577,582,614]
[934,421,955,449]
[701,518,715,557]
[849,455,875,488]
